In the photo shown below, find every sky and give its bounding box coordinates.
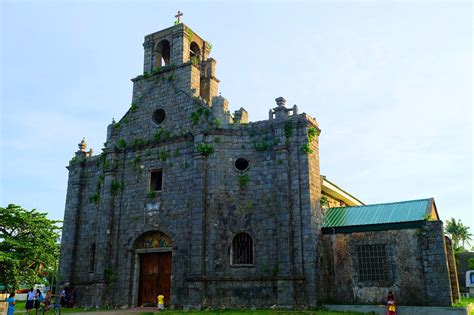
[1,1,472,231]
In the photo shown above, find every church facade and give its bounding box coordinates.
[59,23,459,308]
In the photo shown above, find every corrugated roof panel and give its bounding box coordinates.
[322,198,431,228]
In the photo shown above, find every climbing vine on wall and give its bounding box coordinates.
[300,126,320,154]
[196,143,214,156]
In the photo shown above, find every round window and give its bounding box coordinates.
[235,158,249,171]
[152,109,166,125]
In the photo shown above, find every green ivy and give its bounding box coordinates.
[173,148,180,157]
[308,126,319,142]
[143,72,150,79]
[254,141,270,152]
[299,144,313,154]
[185,27,194,39]
[168,74,176,81]
[190,112,200,125]
[130,103,138,113]
[88,192,100,205]
[320,196,329,207]
[132,138,148,150]
[116,139,127,150]
[206,41,213,52]
[237,174,250,189]
[69,156,78,164]
[196,143,214,156]
[97,174,105,189]
[148,191,157,199]
[284,122,293,138]
[113,122,121,130]
[104,268,117,284]
[111,180,123,195]
[153,128,171,142]
[158,150,169,161]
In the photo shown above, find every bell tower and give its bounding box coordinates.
[141,23,219,103]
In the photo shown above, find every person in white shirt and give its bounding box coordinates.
[26,288,35,314]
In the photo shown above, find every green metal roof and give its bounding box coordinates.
[322,198,434,229]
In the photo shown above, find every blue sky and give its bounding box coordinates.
[1,1,472,231]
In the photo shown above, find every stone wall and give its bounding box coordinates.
[59,29,323,308]
[322,221,453,306]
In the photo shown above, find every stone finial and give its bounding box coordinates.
[78,138,87,152]
[275,97,286,107]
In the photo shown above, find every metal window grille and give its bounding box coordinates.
[357,244,388,281]
[232,233,253,265]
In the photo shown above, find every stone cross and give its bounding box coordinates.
[175,11,183,23]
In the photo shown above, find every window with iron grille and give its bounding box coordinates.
[357,244,388,282]
[232,233,253,265]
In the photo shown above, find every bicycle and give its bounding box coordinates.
[41,297,61,315]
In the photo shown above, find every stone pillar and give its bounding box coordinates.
[199,58,219,103]
[59,162,85,285]
[187,144,207,308]
[299,119,322,307]
[171,24,188,65]
[143,37,155,74]
[421,221,453,306]
[94,148,117,304]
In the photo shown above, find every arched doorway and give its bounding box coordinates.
[133,231,172,306]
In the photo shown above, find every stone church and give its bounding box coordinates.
[59,23,459,308]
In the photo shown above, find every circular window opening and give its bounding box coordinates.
[153,109,166,125]
[235,158,249,171]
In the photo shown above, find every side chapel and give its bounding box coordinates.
[59,22,459,308]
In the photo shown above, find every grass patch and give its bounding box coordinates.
[137,311,370,315]
[453,297,474,307]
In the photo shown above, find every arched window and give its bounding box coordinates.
[89,243,96,272]
[231,233,253,265]
[189,41,200,64]
[155,40,170,68]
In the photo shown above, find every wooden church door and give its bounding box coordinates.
[138,252,172,306]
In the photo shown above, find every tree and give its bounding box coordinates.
[0,204,61,292]
[445,217,472,250]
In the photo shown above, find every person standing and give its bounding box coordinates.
[34,289,44,315]
[26,288,35,314]
[5,292,16,315]
[157,292,165,311]
[386,291,397,315]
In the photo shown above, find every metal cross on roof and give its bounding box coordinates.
[175,11,183,23]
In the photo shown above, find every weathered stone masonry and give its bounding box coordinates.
[60,23,322,308]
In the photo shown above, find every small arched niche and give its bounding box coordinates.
[155,40,170,68]
[189,41,200,64]
[134,230,172,249]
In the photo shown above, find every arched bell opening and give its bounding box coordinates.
[189,41,201,65]
[154,40,171,68]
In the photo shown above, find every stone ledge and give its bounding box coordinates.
[324,304,471,315]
